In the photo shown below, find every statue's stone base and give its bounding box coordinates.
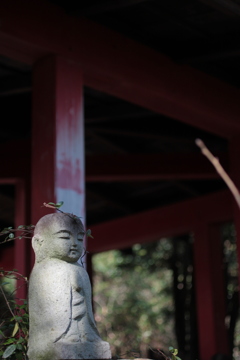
[55,339,112,359]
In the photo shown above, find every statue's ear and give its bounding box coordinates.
[32,234,44,253]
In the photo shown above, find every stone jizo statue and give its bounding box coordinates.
[27,212,111,360]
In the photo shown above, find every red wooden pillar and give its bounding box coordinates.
[230,138,240,290]
[193,221,229,360]
[31,55,85,267]
[14,179,29,299]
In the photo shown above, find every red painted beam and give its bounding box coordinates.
[86,153,228,181]
[193,222,230,360]
[0,1,240,137]
[0,177,30,298]
[32,55,85,216]
[14,179,29,299]
[87,190,232,253]
[31,55,85,266]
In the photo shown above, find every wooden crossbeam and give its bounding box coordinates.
[86,152,228,181]
[0,141,227,181]
[0,1,240,137]
[87,190,232,253]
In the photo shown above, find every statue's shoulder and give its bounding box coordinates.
[31,258,71,278]
[73,264,91,284]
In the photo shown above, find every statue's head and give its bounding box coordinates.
[32,213,85,263]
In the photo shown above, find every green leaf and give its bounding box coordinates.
[55,201,64,208]
[16,353,24,360]
[48,202,56,205]
[172,355,176,360]
[12,322,19,337]
[14,316,22,322]
[7,227,13,230]
[18,304,27,309]
[3,339,15,345]
[0,329,6,337]
[8,233,14,239]
[1,229,8,234]
[16,343,23,350]
[17,225,23,229]
[2,344,16,358]
[17,337,25,344]
[169,347,174,352]
[86,229,93,238]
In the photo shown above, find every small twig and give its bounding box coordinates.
[0,226,34,244]
[2,272,28,282]
[42,202,59,210]
[196,139,240,209]
[80,248,89,267]
[42,202,83,221]
[0,319,6,328]
[0,285,16,320]
[148,346,171,360]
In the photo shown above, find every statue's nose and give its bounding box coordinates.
[71,238,78,247]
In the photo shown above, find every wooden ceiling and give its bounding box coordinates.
[1,0,240,227]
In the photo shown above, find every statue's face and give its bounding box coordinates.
[46,219,85,263]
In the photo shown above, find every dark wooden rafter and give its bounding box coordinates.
[0,74,31,96]
[200,0,240,16]
[86,130,126,154]
[78,0,151,16]
[178,35,240,64]
[86,153,228,181]
[181,49,240,64]
[0,192,14,224]
[1,1,240,137]
[86,126,195,141]
[0,139,228,181]
[172,180,200,196]
[0,140,31,179]
[147,5,208,39]
[87,188,132,214]
[86,108,154,123]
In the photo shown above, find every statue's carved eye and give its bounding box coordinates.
[59,236,70,240]
[78,238,83,242]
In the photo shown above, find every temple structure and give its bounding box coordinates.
[0,1,240,359]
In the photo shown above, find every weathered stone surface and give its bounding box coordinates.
[27,213,111,360]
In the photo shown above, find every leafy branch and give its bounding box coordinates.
[148,346,181,360]
[0,225,35,244]
[0,270,29,359]
[0,201,93,245]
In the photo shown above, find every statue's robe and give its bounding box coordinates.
[27,258,111,360]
